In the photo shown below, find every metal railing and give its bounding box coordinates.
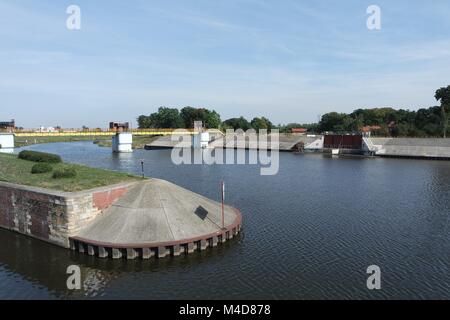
[8,128,223,137]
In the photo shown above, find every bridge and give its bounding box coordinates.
[10,128,223,137]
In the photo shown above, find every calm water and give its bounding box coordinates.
[1,141,449,299]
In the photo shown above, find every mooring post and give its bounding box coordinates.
[221,181,225,229]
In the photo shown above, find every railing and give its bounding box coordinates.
[10,128,223,137]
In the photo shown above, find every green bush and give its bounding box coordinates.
[52,168,77,179]
[31,163,53,174]
[18,150,62,163]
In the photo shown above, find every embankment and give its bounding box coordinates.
[0,181,136,248]
[371,138,450,159]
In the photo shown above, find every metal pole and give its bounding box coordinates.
[221,181,225,229]
[141,160,144,178]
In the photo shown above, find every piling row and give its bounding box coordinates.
[69,209,242,260]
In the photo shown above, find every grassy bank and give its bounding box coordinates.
[15,135,160,149]
[93,135,160,149]
[14,135,111,148]
[0,153,142,192]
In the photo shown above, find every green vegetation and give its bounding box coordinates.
[435,85,450,138]
[137,106,222,129]
[315,106,444,137]
[52,167,77,179]
[138,107,275,132]
[31,163,53,174]
[0,153,141,192]
[18,150,62,163]
[14,135,111,148]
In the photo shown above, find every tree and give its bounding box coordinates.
[250,117,274,131]
[222,117,251,131]
[137,115,152,128]
[435,86,450,138]
[180,107,221,128]
[137,107,183,128]
[318,112,354,133]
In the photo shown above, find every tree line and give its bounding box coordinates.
[316,86,450,137]
[137,85,450,137]
[137,107,275,132]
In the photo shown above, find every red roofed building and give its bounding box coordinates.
[291,128,308,135]
[361,125,381,133]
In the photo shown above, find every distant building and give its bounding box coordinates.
[361,125,382,137]
[361,125,381,132]
[291,128,308,135]
[0,119,15,132]
[38,126,59,133]
[110,122,130,132]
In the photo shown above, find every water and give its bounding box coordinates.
[1,141,449,299]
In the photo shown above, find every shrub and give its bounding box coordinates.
[18,150,62,163]
[52,168,77,179]
[31,163,53,174]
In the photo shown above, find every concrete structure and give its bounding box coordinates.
[0,133,14,154]
[192,132,210,148]
[0,181,135,248]
[112,132,133,153]
[367,137,450,159]
[70,179,242,259]
[208,133,320,151]
[0,178,242,259]
[145,131,223,150]
[304,136,324,151]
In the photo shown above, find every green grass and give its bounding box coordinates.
[15,135,160,149]
[0,153,142,192]
[14,135,111,148]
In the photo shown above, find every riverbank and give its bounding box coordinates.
[0,153,141,192]
[15,135,160,150]
[14,135,111,148]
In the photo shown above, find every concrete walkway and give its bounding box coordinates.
[71,179,242,259]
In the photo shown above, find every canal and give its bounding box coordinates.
[0,141,449,299]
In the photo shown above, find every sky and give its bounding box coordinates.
[1,0,450,128]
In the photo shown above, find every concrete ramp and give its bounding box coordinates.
[70,179,242,259]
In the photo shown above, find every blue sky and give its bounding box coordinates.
[1,0,450,128]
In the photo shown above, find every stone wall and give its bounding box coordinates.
[0,181,135,248]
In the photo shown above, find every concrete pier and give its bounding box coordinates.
[70,179,242,259]
[112,132,133,153]
[0,133,14,154]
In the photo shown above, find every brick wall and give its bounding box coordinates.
[0,182,134,248]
